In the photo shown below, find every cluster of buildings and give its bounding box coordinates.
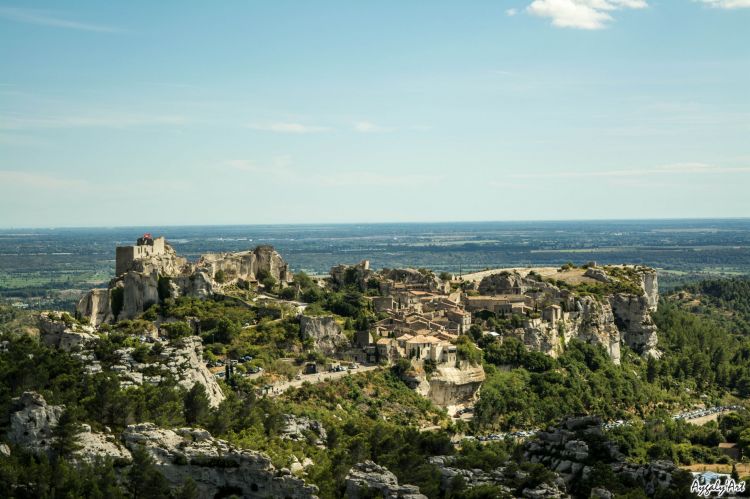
[347,269,472,366]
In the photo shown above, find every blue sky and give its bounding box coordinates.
[1,1,748,227]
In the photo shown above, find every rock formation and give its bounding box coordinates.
[77,237,293,326]
[428,455,569,498]
[299,315,350,356]
[417,364,485,409]
[38,313,225,407]
[524,416,686,496]
[472,265,660,362]
[122,423,318,498]
[7,391,64,455]
[39,312,98,352]
[345,460,426,499]
[279,414,327,447]
[5,393,319,498]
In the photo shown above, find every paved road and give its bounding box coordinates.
[264,365,381,397]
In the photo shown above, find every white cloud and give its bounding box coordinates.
[0,7,122,32]
[506,8,519,16]
[697,0,750,8]
[526,0,647,30]
[353,121,394,133]
[247,122,330,134]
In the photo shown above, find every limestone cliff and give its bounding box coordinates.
[474,266,660,361]
[345,461,426,499]
[418,364,486,409]
[39,313,225,407]
[77,239,293,326]
[6,393,319,498]
[299,315,350,356]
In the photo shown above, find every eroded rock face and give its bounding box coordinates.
[569,297,622,364]
[7,392,63,455]
[280,414,327,447]
[474,266,660,361]
[7,392,129,461]
[122,423,318,498]
[345,460,426,499]
[299,315,349,356]
[478,271,528,295]
[524,416,684,496]
[38,319,225,407]
[428,455,569,498]
[418,364,485,409]
[610,294,660,358]
[76,288,113,326]
[78,241,293,326]
[6,393,318,498]
[380,268,449,294]
[39,312,98,352]
[197,245,292,285]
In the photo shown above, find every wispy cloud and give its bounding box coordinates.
[511,162,750,179]
[353,121,394,133]
[697,0,750,8]
[506,8,519,16]
[247,122,331,134]
[0,112,188,130]
[0,170,90,190]
[0,7,122,33]
[526,0,648,30]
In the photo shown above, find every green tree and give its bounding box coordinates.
[127,445,170,499]
[184,383,210,425]
[52,408,82,459]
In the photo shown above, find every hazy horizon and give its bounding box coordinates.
[4,216,750,231]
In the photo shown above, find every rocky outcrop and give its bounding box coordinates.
[39,312,98,352]
[380,268,450,294]
[610,294,660,358]
[418,364,485,409]
[7,392,130,461]
[299,315,349,356]
[280,414,327,447]
[638,269,659,311]
[7,391,64,455]
[568,296,621,364]
[478,271,529,295]
[76,288,113,326]
[122,423,318,498]
[524,416,685,496]
[39,320,224,407]
[197,245,293,285]
[428,455,569,498]
[78,239,293,326]
[474,266,660,361]
[5,393,318,498]
[345,461,426,499]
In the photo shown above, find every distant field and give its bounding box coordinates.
[2,219,750,310]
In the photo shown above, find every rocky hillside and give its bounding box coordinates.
[38,312,225,407]
[6,392,319,498]
[77,242,293,326]
[473,265,660,362]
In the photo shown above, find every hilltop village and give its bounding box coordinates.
[72,234,662,413]
[3,234,697,499]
